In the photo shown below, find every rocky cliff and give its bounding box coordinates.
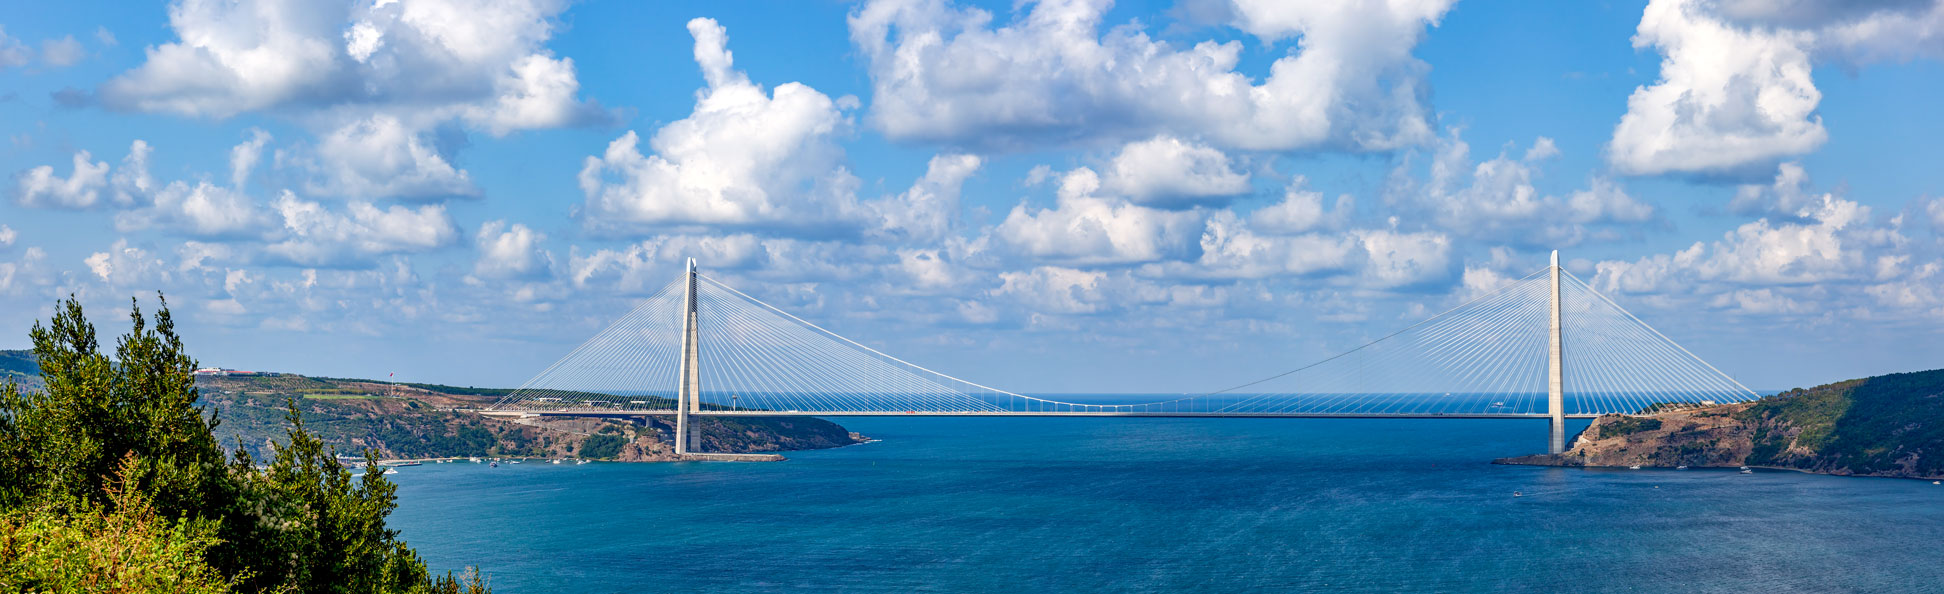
[1496,368,1944,480]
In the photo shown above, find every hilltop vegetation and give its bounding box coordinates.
[0,295,490,593]
[1498,368,1944,479]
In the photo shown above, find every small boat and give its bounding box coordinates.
[1738,466,1750,471]
[510,460,522,464]
[1676,465,1688,470]
[1932,481,1939,485]
[1739,469,1753,474]
[384,468,399,475]
[1629,465,1642,470]
[551,459,562,465]
[490,462,498,468]
[469,457,480,463]
[576,460,590,465]
[1512,491,1523,497]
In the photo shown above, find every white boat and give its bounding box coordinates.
[1740,469,1753,474]
[469,457,480,463]
[1629,465,1641,470]
[1739,466,1750,471]
[384,468,399,475]
[576,460,590,465]
[510,460,521,464]
[1932,481,1939,485]
[551,459,562,465]
[1676,465,1688,470]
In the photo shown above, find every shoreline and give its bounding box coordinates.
[1494,457,1944,483]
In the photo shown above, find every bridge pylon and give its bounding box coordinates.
[675,258,703,455]
[1548,250,1566,454]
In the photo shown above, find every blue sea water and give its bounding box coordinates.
[387,417,1944,593]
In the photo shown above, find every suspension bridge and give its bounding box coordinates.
[485,252,1758,456]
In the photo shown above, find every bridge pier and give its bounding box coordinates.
[1548,250,1566,454]
[675,258,703,456]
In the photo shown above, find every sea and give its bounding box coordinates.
[387,416,1944,593]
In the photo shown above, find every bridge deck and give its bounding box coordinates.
[482,410,1602,420]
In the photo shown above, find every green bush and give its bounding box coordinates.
[579,434,626,459]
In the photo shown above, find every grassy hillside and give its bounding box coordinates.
[1499,368,1944,479]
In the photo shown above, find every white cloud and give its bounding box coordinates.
[307,114,477,200]
[472,220,553,280]
[95,27,117,47]
[847,0,1453,152]
[874,154,982,243]
[100,0,593,127]
[0,225,14,249]
[0,247,48,296]
[116,182,271,237]
[570,234,768,292]
[578,18,857,233]
[41,35,85,67]
[1407,131,1654,246]
[1100,136,1251,208]
[993,168,1205,265]
[97,0,598,201]
[1609,0,1825,176]
[0,26,31,68]
[1608,0,1944,176]
[1251,177,1352,234]
[264,192,459,267]
[85,239,173,287]
[15,150,111,208]
[1595,166,1908,299]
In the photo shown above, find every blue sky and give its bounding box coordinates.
[2,0,1941,393]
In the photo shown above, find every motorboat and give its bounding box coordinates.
[384,468,399,475]
[1676,465,1688,470]
[1512,491,1523,497]
[1740,469,1753,474]
[551,459,562,465]
[1629,465,1642,470]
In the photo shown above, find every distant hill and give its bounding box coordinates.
[1,349,41,392]
[1499,368,1944,479]
[9,360,862,461]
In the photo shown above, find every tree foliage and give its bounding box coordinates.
[0,295,489,594]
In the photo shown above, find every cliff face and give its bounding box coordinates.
[1496,368,1944,480]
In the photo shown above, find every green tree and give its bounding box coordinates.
[0,295,489,594]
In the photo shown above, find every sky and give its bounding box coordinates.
[1,0,1941,394]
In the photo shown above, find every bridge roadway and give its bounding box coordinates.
[480,410,1603,420]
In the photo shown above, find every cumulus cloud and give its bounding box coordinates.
[578,18,858,234]
[1408,132,1654,246]
[0,27,31,68]
[1592,165,1913,317]
[15,150,111,208]
[114,133,274,237]
[873,154,982,243]
[85,239,174,287]
[0,225,14,250]
[41,35,86,67]
[100,0,596,127]
[847,0,1454,152]
[1251,177,1353,234]
[264,192,459,267]
[1609,0,1825,176]
[305,114,478,200]
[1609,0,1944,177]
[1100,136,1251,208]
[471,220,553,280]
[98,0,600,201]
[993,168,1206,265]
